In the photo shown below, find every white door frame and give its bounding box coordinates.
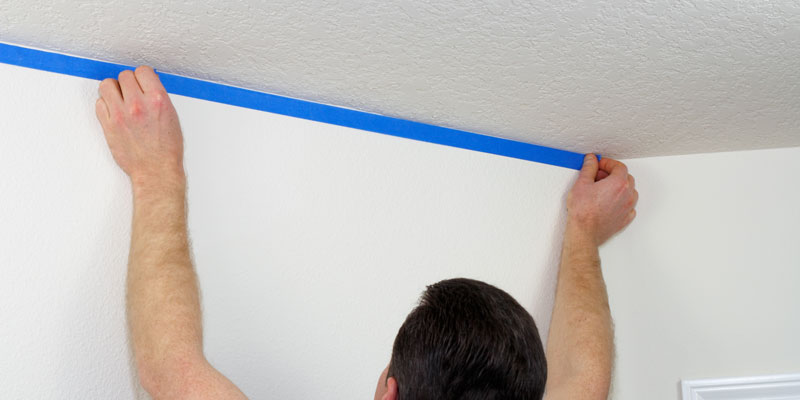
[681,373,800,400]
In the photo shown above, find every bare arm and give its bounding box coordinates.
[544,154,638,400]
[96,67,246,400]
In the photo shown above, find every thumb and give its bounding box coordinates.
[578,153,599,182]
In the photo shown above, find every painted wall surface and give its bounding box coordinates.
[3,59,798,400]
[0,63,575,398]
[604,147,800,399]
[2,1,799,159]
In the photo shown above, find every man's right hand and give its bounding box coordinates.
[566,154,638,247]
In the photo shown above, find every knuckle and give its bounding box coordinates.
[150,91,168,108]
[128,101,143,116]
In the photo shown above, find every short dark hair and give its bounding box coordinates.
[387,278,546,399]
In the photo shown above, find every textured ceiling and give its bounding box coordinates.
[2,0,798,158]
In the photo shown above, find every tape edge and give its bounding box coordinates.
[0,40,589,170]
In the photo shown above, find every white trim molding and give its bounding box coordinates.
[681,373,800,400]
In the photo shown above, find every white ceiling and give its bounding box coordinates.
[2,0,798,159]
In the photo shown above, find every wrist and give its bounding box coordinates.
[564,216,600,248]
[131,170,186,202]
[561,219,602,271]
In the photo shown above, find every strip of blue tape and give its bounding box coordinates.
[0,42,588,169]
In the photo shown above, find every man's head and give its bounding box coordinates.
[374,278,547,400]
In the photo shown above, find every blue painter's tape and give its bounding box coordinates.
[0,42,589,169]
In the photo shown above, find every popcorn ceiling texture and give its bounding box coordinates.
[1,1,798,158]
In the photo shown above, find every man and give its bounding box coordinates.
[96,67,637,400]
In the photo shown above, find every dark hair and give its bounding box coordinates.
[387,278,546,399]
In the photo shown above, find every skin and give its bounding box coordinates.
[96,67,246,400]
[97,67,636,400]
[374,365,397,400]
[542,154,637,399]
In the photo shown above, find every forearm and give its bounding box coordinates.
[127,175,204,387]
[545,220,613,393]
[98,67,246,399]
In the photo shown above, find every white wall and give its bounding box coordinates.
[0,63,574,399]
[604,147,800,399]
[2,60,798,400]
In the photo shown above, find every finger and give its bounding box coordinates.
[117,70,143,100]
[95,98,110,123]
[599,157,628,177]
[632,189,639,208]
[578,153,599,183]
[134,65,165,93]
[625,209,637,226]
[94,98,116,149]
[98,78,123,108]
[596,170,610,181]
[628,174,636,189]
